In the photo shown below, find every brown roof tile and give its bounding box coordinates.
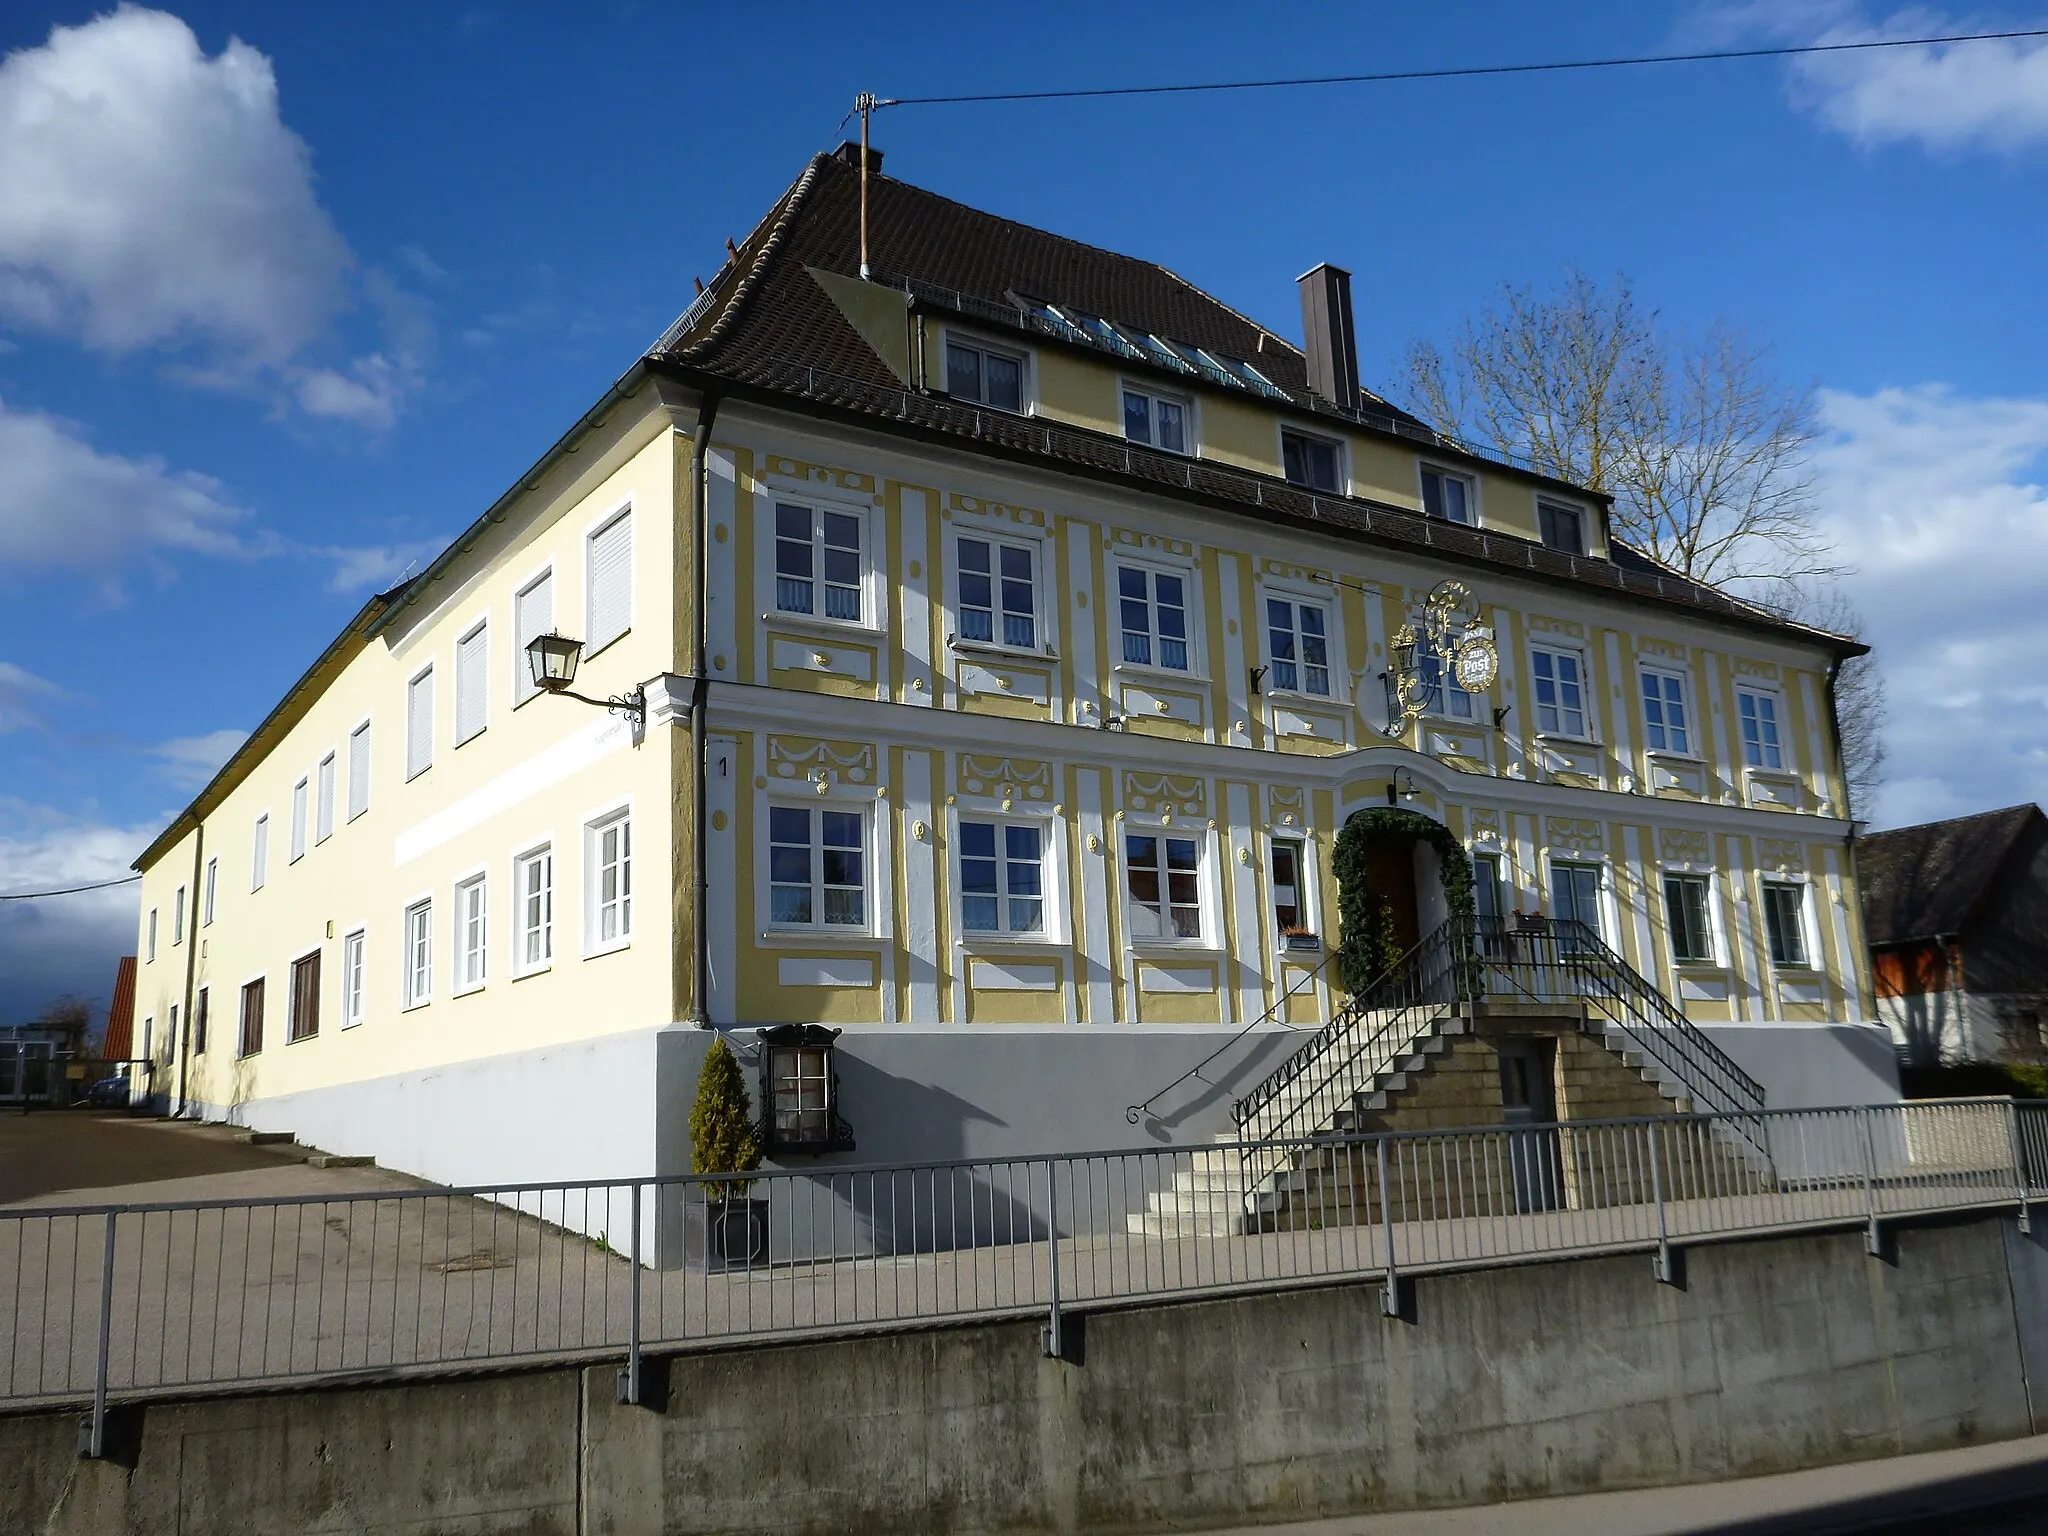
[1860,805,2046,945]
[652,150,1862,657]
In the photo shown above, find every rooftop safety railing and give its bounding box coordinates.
[13,1098,2045,1456]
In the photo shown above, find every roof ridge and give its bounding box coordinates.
[659,154,829,363]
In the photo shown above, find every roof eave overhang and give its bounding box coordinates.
[649,357,1860,659]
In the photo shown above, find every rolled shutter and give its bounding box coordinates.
[586,511,633,650]
[316,754,336,842]
[455,624,488,743]
[347,724,371,820]
[514,572,554,702]
[406,668,434,779]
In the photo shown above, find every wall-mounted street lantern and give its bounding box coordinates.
[1381,580,1498,738]
[524,632,646,724]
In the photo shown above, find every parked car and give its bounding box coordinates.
[85,1074,129,1108]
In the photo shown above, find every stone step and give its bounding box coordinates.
[1125,1211,1242,1239]
[1146,1188,1248,1217]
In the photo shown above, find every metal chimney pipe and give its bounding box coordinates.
[1297,263,1360,412]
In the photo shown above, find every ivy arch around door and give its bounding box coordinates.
[1331,806,1478,994]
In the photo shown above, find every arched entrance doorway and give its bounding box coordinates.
[1331,806,1477,994]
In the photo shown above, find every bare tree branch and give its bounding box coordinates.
[1400,267,1883,810]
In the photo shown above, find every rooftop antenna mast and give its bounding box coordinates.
[855,91,877,280]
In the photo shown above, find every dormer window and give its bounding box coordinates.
[946,338,1024,412]
[1538,500,1586,555]
[1282,429,1343,493]
[1123,386,1189,454]
[1420,465,1475,525]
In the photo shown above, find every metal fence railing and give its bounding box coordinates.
[9,1098,2043,1453]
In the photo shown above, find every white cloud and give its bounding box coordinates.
[0,801,152,1027]
[148,728,247,790]
[1813,383,2048,827]
[307,538,446,595]
[0,397,255,588]
[0,660,59,731]
[0,5,349,365]
[1708,2,2048,151]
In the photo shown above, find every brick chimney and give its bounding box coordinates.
[834,140,884,175]
[1297,263,1359,412]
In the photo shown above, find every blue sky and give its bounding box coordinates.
[3,1,2046,1023]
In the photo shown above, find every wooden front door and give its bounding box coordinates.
[1362,838,1422,953]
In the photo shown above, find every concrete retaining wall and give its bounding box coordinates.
[9,1211,2048,1534]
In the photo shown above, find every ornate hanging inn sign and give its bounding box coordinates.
[1382,580,1498,737]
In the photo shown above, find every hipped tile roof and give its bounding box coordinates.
[651,150,1861,656]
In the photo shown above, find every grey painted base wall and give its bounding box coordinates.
[10,1212,2046,1535]
[190,1019,1897,1207]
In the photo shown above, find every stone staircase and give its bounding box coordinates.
[1125,919,1770,1239]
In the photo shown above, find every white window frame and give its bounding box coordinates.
[1640,666,1697,758]
[194,985,209,1055]
[948,527,1045,656]
[290,776,309,863]
[952,812,1060,944]
[1269,835,1318,942]
[513,841,554,975]
[315,750,337,844]
[1121,823,1216,949]
[1529,643,1591,741]
[764,799,873,935]
[584,501,635,658]
[1260,589,1335,699]
[202,857,217,927]
[1279,424,1346,495]
[1113,554,1202,677]
[584,804,634,955]
[1538,497,1590,556]
[251,812,270,892]
[769,496,876,631]
[1546,856,1611,944]
[512,564,555,707]
[405,663,435,781]
[453,616,490,746]
[1761,879,1816,971]
[340,927,366,1028]
[1120,380,1193,455]
[1418,462,1477,526]
[452,869,488,995]
[347,717,372,821]
[401,896,433,1009]
[1660,869,1718,966]
[172,886,185,946]
[1737,686,1788,771]
[146,907,157,964]
[941,328,1030,413]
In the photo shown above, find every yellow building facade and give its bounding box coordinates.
[129,146,1896,1187]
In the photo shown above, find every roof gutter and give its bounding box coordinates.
[365,356,657,642]
[650,358,1865,662]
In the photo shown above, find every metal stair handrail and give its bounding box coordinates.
[1474,917,1765,1119]
[1231,921,1470,1152]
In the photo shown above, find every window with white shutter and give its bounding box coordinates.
[514,571,553,704]
[315,752,336,843]
[586,509,633,653]
[290,778,309,862]
[406,666,434,780]
[251,814,269,891]
[347,722,371,820]
[455,621,488,744]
